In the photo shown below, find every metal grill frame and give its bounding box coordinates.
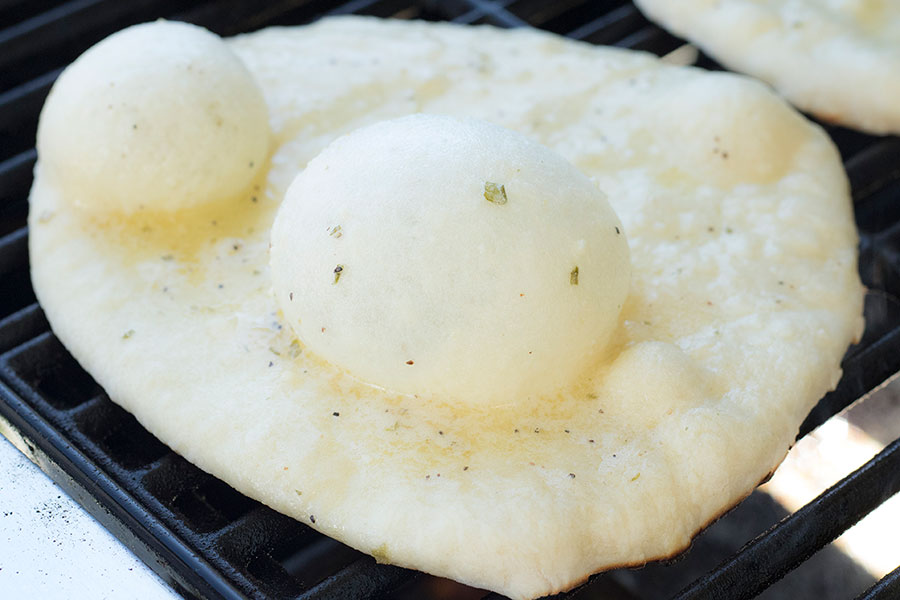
[1,1,899,599]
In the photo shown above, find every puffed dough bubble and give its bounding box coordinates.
[270,114,631,406]
[36,20,270,214]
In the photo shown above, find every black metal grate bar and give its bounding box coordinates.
[0,304,46,356]
[846,139,900,204]
[565,4,643,44]
[0,0,69,28]
[0,379,250,600]
[856,566,900,600]
[460,0,528,28]
[673,437,900,600]
[0,69,59,161]
[0,151,35,211]
[798,292,900,438]
[1,1,899,599]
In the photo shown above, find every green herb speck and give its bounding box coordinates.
[484,181,508,205]
[570,266,579,285]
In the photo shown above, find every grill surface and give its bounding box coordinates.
[1,1,900,599]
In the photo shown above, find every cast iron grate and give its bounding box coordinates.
[1,1,899,599]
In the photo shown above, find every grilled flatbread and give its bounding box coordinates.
[634,0,900,134]
[29,16,864,600]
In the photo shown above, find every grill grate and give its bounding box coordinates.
[1,1,899,599]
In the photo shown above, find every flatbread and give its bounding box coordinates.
[29,16,864,600]
[633,0,900,135]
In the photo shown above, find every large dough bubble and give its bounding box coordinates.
[271,114,630,406]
